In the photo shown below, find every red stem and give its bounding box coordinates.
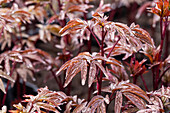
[57,0,62,11]
[2,61,16,106]
[107,36,120,58]
[133,76,137,84]
[97,27,105,95]
[23,81,26,95]
[0,27,4,39]
[84,12,87,21]
[155,16,168,90]
[140,74,149,92]
[87,85,93,102]
[87,35,92,101]
[87,27,101,49]
[158,65,170,84]
[50,69,64,91]
[164,23,169,60]
[18,24,23,46]
[17,75,21,100]
[152,68,155,90]
[108,9,116,21]
[67,81,71,96]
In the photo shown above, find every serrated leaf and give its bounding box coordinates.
[81,60,87,85]
[64,61,82,87]
[56,60,71,76]
[0,70,14,82]
[123,92,146,109]
[68,4,93,13]
[23,54,46,64]
[36,102,59,113]
[86,95,106,113]
[131,25,154,46]
[94,61,108,78]
[88,61,96,87]
[122,83,151,103]
[5,57,10,75]
[0,78,6,93]
[59,18,85,34]
[73,101,87,113]
[114,91,122,113]
[46,24,62,36]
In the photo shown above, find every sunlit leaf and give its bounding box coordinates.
[88,60,96,87]
[86,95,106,113]
[81,60,87,85]
[0,78,6,93]
[114,91,122,113]
[123,92,146,109]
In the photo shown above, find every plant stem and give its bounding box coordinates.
[18,24,23,46]
[87,85,93,102]
[84,13,87,21]
[158,65,170,84]
[97,27,105,95]
[140,74,149,91]
[107,36,120,58]
[2,61,16,106]
[16,75,21,100]
[133,76,137,84]
[50,69,64,91]
[87,27,101,49]
[67,82,71,96]
[49,0,56,14]
[106,91,116,111]
[164,25,169,60]
[108,9,116,21]
[87,35,92,101]
[57,0,62,11]
[155,16,168,90]
[0,27,4,39]
[152,68,155,90]
[23,81,26,95]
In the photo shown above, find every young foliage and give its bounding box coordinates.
[56,52,121,87]
[0,0,169,112]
